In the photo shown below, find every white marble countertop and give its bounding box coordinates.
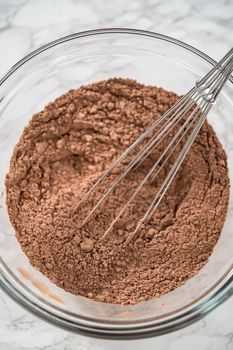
[1,0,233,349]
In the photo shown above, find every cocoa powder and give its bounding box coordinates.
[6,78,229,305]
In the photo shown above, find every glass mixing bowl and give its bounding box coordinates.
[0,29,233,340]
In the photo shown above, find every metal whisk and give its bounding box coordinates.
[74,47,233,242]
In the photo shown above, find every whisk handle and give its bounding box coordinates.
[196,47,233,104]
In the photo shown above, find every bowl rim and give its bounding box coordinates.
[0,27,233,339]
[1,27,233,85]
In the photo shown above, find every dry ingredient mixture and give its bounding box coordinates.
[6,78,229,305]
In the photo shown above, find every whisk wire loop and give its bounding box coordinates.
[74,48,233,242]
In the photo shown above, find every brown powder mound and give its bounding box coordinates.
[6,78,229,305]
